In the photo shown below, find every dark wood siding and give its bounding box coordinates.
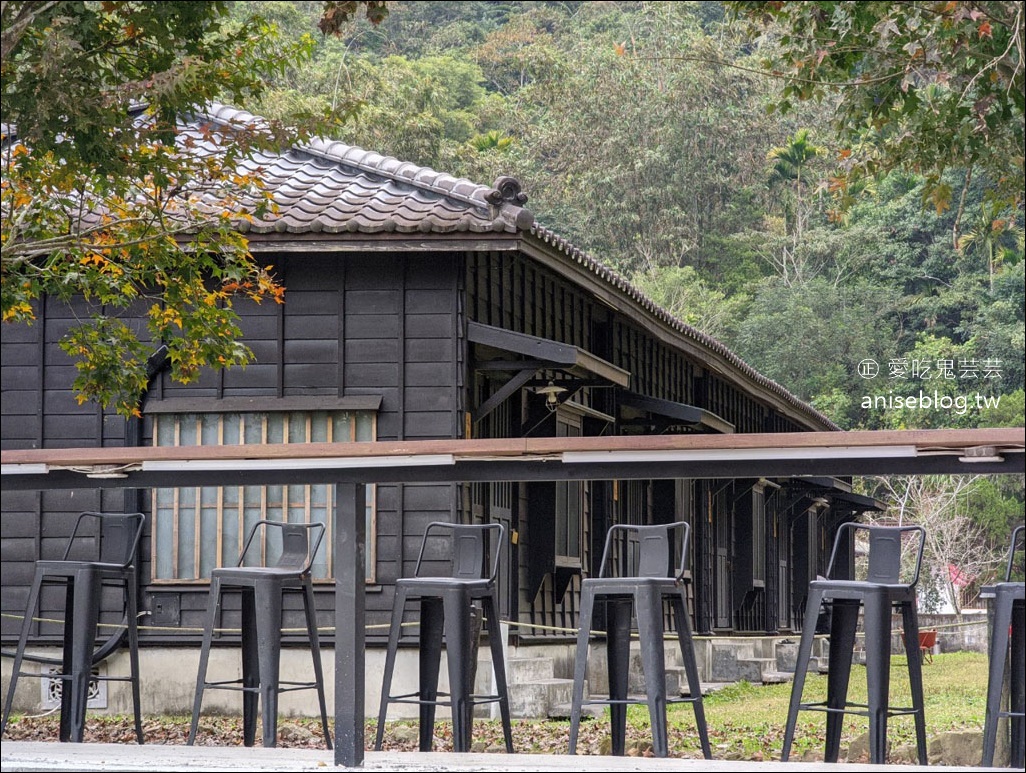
[1,252,462,648]
[4,242,833,652]
[0,311,42,450]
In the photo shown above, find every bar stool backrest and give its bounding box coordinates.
[1004,524,1024,582]
[236,520,325,574]
[413,522,504,582]
[825,522,925,587]
[597,522,689,581]
[62,511,145,569]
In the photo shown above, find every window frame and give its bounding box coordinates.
[554,411,584,567]
[148,401,378,585]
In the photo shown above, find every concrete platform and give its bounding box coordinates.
[0,741,1001,772]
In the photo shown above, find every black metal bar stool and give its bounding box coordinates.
[568,521,711,759]
[781,522,928,765]
[375,521,513,753]
[981,524,1024,768]
[188,520,330,749]
[1,511,145,744]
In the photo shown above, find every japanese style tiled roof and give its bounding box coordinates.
[191,104,838,431]
[194,104,534,236]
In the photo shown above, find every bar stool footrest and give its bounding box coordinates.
[580,694,700,707]
[799,700,923,718]
[386,690,504,707]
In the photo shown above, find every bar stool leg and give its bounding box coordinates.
[67,570,101,744]
[482,594,513,752]
[125,576,143,744]
[301,579,332,750]
[1,569,44,739]
[862,593,892,764]
[239,588,260,747]
[568,586,595,754]
[375,587,408,750]
[418,596,444,752]
[442,590,473,753]
[188,577,222,745]
[635,587,669,757]
[825,598,859,763]
[782,588,825,761]
[606,597,632,757]
[671,593,711,759]
[1011,599,1025,769]
[253,582,283,748]
[899,602,927,765]
[58,580,76,743]
[984,591,1013,767]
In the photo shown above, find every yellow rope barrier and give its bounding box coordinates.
[0,612,405,636]
[1,610,987,641]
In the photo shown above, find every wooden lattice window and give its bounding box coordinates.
[151,410,376,583]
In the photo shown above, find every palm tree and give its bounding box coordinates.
[765,128,825,284]
[957,199,1025,292]
[470,130,513,153]
[767,128,825,231]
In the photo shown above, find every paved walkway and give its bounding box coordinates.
[0,741,998,772]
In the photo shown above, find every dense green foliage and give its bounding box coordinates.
[726,1,1024,220]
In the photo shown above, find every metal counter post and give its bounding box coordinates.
[334,483,366,767]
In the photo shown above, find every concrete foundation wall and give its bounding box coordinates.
[1,647,432,721]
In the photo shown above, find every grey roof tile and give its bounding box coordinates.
[186,104,533,237]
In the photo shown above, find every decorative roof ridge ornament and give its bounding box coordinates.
[486,176,535,231]
[486,176,528,205]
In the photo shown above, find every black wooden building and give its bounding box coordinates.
[1,104,874,660]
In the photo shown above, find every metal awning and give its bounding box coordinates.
[618,390,734,434]
[468,321,629,385]
[468,321,629,422]
[826,489,886,512]
[771,475,885,515]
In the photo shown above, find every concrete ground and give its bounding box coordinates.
[0,741,1004,773]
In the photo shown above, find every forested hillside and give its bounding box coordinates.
[241,0,1023,433]
[233,0,1022,596]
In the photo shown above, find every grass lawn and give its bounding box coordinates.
[1,651,995,762]
[656,650,990,760]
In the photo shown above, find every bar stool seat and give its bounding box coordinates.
[1,511,145,744]
[188,520,330,749]
[782,523,928,765]
[569,521,711,759]
[981,524,1025,768]
[375,522,513,754]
